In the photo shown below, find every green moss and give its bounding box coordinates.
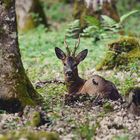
[96,37,140,70]
[0,130,60,140]
[3,0,11,9]
[103,102,114,113]
[96,52,118,70]
[18,16,36,32]
[20,96,35,106]
[14,70,42,107]
[0,27,4,34]
[30,111,41,127]
[112,135,129,140]
[73,0,87,28]
[0,135,9,140]
[15,79,36,106]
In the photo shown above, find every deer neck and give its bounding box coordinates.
[65,76,86,94]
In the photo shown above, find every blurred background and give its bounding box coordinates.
[16,0,140,33]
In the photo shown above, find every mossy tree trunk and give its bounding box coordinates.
[60,0,74,3]
[16,0,48,32]
[0,0,42,113]
[73,0,119,29]
[73,0,87,29]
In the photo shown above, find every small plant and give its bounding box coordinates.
[0,109,6,114]
[66,19,81,38]
[77,124,95,140]
[82,10,140,42]
[121,76,136,96]
[31,13,44,24]
[75,119,99,140]
[103,102,114,113]
[112,135,129,140]
[128,60,140,74]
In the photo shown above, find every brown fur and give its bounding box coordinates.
[55,43,121,101]
[80,75,121,100]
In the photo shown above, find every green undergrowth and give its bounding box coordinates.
[43,1,72,22]
[19,21,140,104]
[112,135,130,140]
[37,83,66,112]
[20,29,139,94]
[96,37,140,70]
[19,24,108,83]
[0,130,60,140]
[18,3,140,138]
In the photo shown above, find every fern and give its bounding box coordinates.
[120,10,139,25]
[101,15,117,27]
[66,20,81,38]
[82,10,140,41]
[85,16,100,27]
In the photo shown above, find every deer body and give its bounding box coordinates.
[55,37,121,101]
[65,73,120,100]
[80,75,120,100]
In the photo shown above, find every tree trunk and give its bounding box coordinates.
[73,0,87,29]
[73,0,119,29]
[101,0,119,21]
[0,0,41,113]
[16,0,48,32]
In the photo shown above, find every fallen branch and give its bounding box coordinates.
[35,79,65,89]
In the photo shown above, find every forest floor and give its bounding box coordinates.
[0,2,140,139]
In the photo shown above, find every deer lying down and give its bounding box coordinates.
[55,37,121,101]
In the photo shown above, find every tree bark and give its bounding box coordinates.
[0,0,41,113]
[73,0,119,29]
[16,0,48,32]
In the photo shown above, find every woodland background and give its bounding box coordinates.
[0,0,140,140]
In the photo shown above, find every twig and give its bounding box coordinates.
[35,79,65,89]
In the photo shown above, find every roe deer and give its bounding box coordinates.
[55,37,121,101]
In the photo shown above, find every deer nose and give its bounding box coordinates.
[66,70,73,76]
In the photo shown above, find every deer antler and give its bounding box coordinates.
[72,35,80,56]
[64,36,71,56]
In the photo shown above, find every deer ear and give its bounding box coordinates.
[55,47,66,60]
[76,49,88,63]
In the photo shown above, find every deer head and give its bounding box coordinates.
[55,37,88,82]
